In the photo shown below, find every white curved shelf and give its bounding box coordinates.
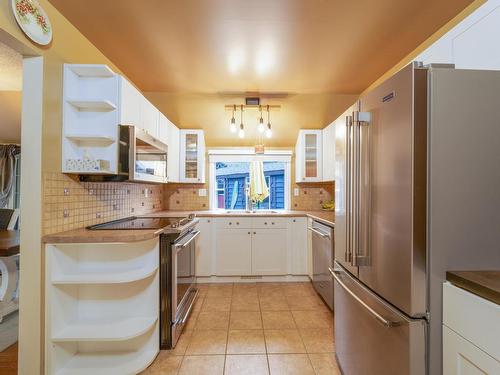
[68,64,115,78]
[56,349,157,375]
[66,134,116,146]
[52,264,158,285]
[67,99,116,111]
[52,316,157,342]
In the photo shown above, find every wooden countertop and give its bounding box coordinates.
[446,271,500,305]
[43,210,334,244]
[146,210,335,227]
[43,228,164,244]
[0,230,20,256]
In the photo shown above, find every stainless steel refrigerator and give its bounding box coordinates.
[332,62,500,375]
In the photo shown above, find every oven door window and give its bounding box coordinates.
[176,238,196,307]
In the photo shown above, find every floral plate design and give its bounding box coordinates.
[11,0,52,45]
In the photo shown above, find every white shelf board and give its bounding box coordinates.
[68,65,115,78]
[52,316,157,342]
[63,169,114,175]
[67,99,117,112]
[56,349,157,375]
[52,264,158,285]
[65,135,116,146]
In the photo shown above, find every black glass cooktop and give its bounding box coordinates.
[87,216,188,230]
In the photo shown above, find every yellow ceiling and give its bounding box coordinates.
[145,92,357,147]
[48,0,474,94]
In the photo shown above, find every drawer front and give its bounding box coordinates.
[443,282,500,359]
[216,217,253,229]
[252,217,288,229]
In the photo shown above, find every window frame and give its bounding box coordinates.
[208,149,292,211]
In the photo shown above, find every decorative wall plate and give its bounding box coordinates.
[11,0,52,46]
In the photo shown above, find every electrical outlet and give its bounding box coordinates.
[294,188,300,196]
[198,189,207,197]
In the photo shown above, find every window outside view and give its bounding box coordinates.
[215,161,285,210]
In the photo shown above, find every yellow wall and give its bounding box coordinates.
[0,1,128,373]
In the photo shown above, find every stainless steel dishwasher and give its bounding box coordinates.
[310,220,334,310]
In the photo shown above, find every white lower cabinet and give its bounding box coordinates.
[443,282,500,375]
[443,326,499,375]
[195,218,213,277]
[215,229,253,276]
[252,229,287,275]
[291,217,308,275]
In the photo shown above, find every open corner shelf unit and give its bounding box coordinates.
[45,238,160,375]
[62,64,120,175]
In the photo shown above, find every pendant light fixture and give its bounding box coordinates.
[230,105,237,133]
[265,105,272,138]
[257,105,265,133]
[238,105,245,138]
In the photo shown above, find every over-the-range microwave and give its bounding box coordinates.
[79,125,168,183]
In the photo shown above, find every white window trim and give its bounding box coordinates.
[208,149,292,210]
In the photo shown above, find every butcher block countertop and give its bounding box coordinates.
[43,210,334,244]
[446,271,500,305]
[146,210,335,227]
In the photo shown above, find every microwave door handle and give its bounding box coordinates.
[330,268,400,327]
[174,230,200,250]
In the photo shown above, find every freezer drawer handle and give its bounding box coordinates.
[308,227,330,238]
[329,268,401,328]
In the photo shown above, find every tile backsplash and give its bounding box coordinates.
[291,182,334,211]
[43,172,163,235]
[163,183,209,211]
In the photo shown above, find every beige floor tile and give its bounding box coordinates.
[286,294,328,311]
[264,329,306,354]
[231,297,261,312]
[291,310,333,329]
[232,289,259,299]
[192,296,205,313]
[308,353,342,375]
[299,329,334,353]
[224,355,270,375]
[201,297,232,312]
[268,354,315,375]
[283,284,316,297]
[184,310,199,331]
[262,311,297,329]
[163,330,193,356]
[206,284,234,298]
[227,329,266,354]
[141,352,183,374]
[259,295,289,311]
[185,329,227,355]
[195,311,230,330]
[230,311,263,330]
[178,355,225,375]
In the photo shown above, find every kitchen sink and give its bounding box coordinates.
[225,210,280,214]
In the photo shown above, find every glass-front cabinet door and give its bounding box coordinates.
[180,129,205,183]
[296,130,322,182]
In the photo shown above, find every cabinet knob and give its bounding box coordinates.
[271,222,275,225]
[248,232,251,235]
[253,232,256,234]
[207,220,210,223]
[264,222,267,225]
[293,219,296,222]
[236,222,240,225]
[302,178,305,181]
[229,222,232,225]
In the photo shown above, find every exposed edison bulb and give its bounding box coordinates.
[230,118,237,133]
[258,117,265,133]
[238,124,245,138]
[265,123,272,138]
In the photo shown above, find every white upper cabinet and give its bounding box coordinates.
[295,130,323,183]
[322,122,336,182]
[180,130,205,183]
[119,77,141,127]
[140,97,159,137]
[158,113,180,183]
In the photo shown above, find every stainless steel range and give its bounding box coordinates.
[88,214,200,349]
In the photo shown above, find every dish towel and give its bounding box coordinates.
[249,161,269,203]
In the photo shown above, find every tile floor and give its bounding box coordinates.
[142,282,341,375]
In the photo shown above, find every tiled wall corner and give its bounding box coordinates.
[42,172,163,235]
[163,183,209,211]
[291,181,334,211]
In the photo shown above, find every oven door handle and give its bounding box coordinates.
[173,230,200,250]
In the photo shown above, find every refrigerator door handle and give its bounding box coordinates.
[330,267,401,328]
[345,115,352,263]
[352,111,371,267]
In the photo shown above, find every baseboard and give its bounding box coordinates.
[196,275,310,283]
